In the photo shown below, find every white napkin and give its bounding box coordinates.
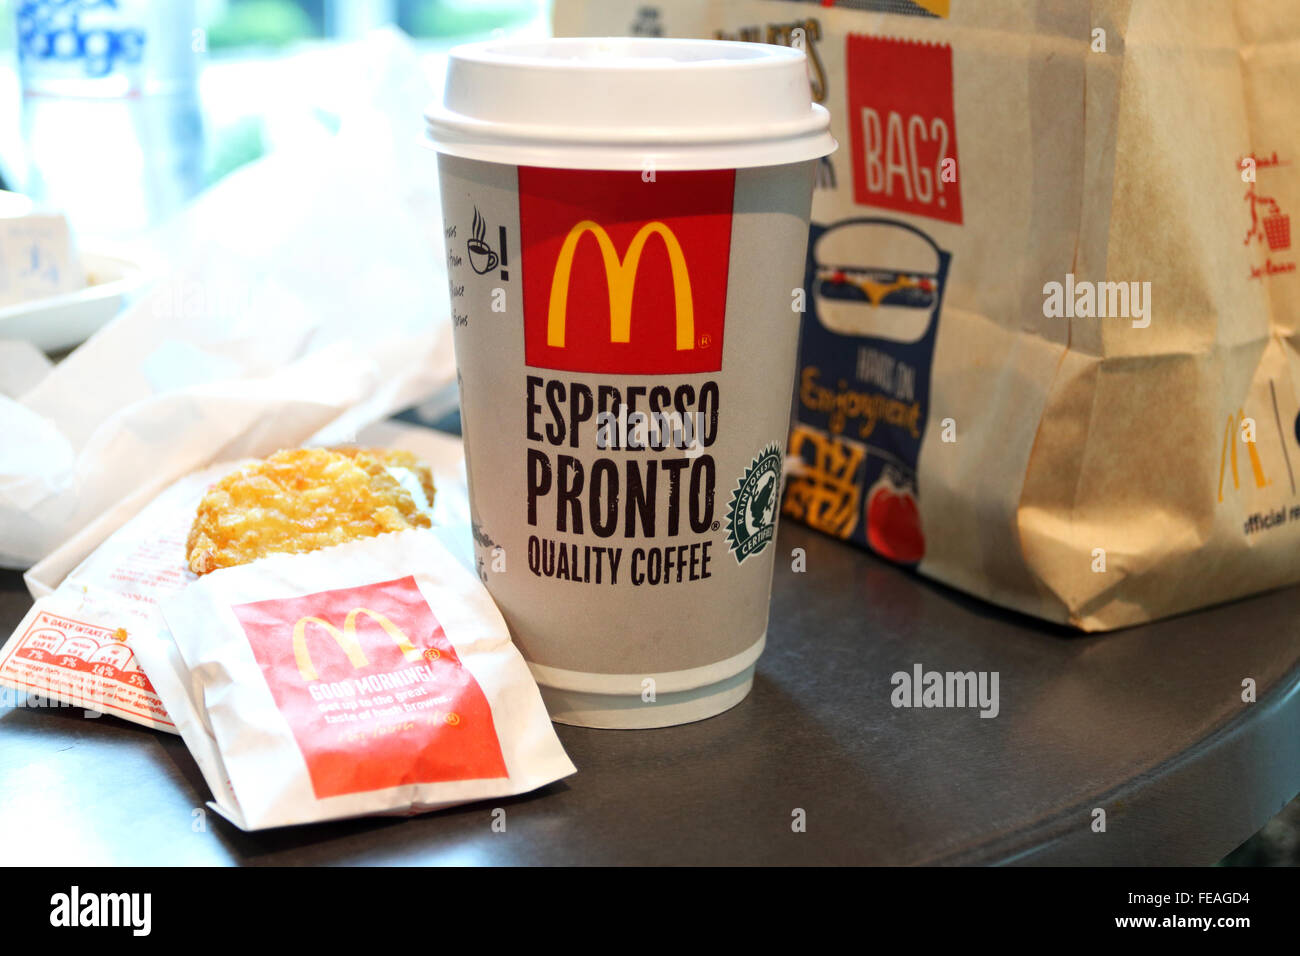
[0,29,456,568]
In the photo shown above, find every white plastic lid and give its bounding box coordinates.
[425,37,835,171]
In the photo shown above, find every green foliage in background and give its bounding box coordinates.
[204,108,340,187]
[405,0,534,39]
[206,0,317,50]
[201,0,536,48]
[204,115,267,185]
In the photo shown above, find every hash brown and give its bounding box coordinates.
[185,447,436,575]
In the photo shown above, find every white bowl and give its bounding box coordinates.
[0,251,148,353]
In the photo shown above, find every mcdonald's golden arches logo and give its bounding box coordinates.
[547,220,695,352]
[292,608,423,682]
[1218,409,1269,503]
[519,167,735,375]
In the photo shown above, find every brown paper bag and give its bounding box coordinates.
[554,0,1300,630]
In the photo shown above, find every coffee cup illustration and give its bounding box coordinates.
[468,207,499,274]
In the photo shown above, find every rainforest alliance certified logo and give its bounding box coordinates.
[726,443,782,564]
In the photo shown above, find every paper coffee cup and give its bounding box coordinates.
[425,37,834,728]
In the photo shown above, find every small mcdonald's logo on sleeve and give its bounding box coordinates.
[519,167,734,374]
[291,608,423,682]
[232,575,507,798]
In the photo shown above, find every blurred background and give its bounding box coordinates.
[0,0,1292,867]
[0,0,548,244]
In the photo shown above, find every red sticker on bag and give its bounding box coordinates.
[232,575,507,799]
[846,34,963,224]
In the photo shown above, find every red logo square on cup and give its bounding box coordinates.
[846,35,963,224]
[518,167,735,374]
[232,576,507,799]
